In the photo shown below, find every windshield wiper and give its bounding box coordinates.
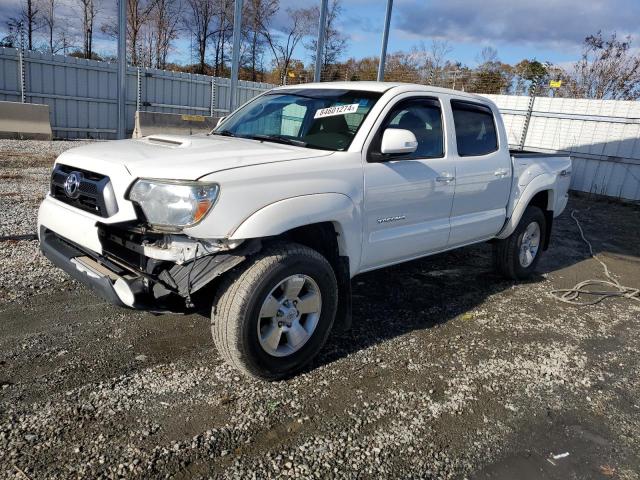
[211,130,236,137]
[244,134,307,147]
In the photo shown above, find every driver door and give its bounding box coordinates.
[360,96,456,271]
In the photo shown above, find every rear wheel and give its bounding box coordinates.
[493,206,546,280]
[212,243,338,380]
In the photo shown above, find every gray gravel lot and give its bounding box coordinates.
[1,140,639,479]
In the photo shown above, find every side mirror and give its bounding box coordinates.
[380,128,418,155]
[216,116,226,128]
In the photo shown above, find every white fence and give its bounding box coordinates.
[483,94,640,201]
[0,51,638,201]
[0,47,275,139]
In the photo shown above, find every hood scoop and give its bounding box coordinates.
[142,135,191,148]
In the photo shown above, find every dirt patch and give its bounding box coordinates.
[0,152,56,168]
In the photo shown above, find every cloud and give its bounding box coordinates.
[393,0,640,50]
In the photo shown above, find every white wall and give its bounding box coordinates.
[482,94,640,201]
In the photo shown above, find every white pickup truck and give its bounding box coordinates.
[38,82,571,379]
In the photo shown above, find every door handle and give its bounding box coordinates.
[436,174,455,183]
[494,168,509,177]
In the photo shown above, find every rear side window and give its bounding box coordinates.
[451,100,498,156]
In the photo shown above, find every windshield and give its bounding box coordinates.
[213,89,383,151]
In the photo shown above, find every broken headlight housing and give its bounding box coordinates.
[128,179,219,229]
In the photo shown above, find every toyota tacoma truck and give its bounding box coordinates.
[38,82,571,380]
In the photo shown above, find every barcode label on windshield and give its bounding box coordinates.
[314,103,360,119]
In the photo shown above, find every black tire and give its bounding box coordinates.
[493,206,546,280]
[211,242,338,380]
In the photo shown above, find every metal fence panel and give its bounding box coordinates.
[0,47,275,139]
[482,93,640,201]
[2,51,638,201]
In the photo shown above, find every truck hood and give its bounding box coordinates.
[56,134,334,180]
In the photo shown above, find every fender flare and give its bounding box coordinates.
[229,193,362,274]
[497,174,557,239]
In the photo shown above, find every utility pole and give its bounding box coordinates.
[229,0,243,113]
[117,0,126,139]
[377,0,393,82]
[313,0,329,83]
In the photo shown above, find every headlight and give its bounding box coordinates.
[128,179,219,228]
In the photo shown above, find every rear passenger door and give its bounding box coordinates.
[448,99,512,246]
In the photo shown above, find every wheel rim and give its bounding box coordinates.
[257,274,322,357]
[519,221,541,268]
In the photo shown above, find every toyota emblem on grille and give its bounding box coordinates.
[63,172,82,199]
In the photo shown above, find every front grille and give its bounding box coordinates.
[50,164,118,218]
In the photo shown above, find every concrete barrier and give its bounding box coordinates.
[133,111,221,138]
[0,101,52,140]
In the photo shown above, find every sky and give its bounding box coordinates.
[1,0,639,68]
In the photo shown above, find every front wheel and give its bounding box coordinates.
[212,243,338,380]
[493,206,546,280]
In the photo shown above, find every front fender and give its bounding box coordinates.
[229,193,362,274]
[496,174,557,239]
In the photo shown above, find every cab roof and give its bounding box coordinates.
[273,81,488,102]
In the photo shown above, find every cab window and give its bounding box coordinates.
[450,100,498,156]
[369,98,444,161]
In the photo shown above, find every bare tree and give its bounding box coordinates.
[429,39,452,71]
[127,0,160,64]
[42,0,57,53]
[262,7,311,83]
[570,31,640,100]
[211,0,233,76]
[102,0,164,65]
[78,0,98,58]
[183,0,216,73]
[477,46,499,66]
[305,0,348,74]
[410,39,452,83]
[243,0,278,81]
[5,0,40,49]
[2,17,22,48]
[471,47,514,94]
[57,28,75,55]
[24,0,40,50]
[152,0,182,68]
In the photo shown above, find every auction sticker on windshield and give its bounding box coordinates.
[314,103,360,119]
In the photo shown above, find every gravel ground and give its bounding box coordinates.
[1,140,640,479]
[0,139,96,238]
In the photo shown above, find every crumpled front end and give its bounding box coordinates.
[39,216,260,312]
[38,162,259,312]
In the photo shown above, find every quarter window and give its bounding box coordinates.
[451,100,498,156]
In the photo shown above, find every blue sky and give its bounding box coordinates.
[318,0,640,66]
[1,0,639,67]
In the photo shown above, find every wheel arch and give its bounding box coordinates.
[497,176,557,248]
[229,194,359,333]
[527,190,554,250]
[229,193,362,273]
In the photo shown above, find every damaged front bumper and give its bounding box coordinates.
[40,225,260,312]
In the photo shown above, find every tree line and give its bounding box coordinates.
[0,0,348,84]
[1,1,639,100]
